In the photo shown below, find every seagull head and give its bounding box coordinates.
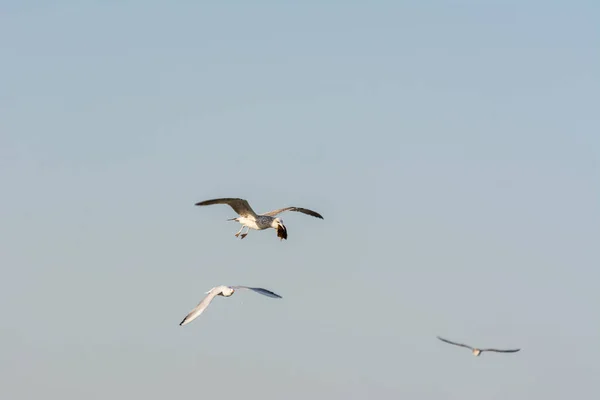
[222,287,235,297]
[272,218,287,240]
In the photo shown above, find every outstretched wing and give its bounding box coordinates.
[481,348,521,353]
[436,336,474,350]
[262,207,324,219]
[195,198,258,218]
[230,286,283,299]
[179,288,223,326]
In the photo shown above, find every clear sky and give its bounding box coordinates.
[1,1,599,399]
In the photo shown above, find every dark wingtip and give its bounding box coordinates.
[179,318,186,326]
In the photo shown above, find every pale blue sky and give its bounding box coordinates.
[1,1,599,399]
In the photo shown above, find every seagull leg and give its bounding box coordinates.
[234,226,245,238]
[240,226,250,239]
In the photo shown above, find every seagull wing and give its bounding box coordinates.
[436,336,474,350]
[481,348,521,353]
[195,198,258,218]
[179,287,223,326]
[230,286,283,299]
[261,207,324,219]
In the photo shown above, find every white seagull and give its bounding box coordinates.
[436,336,521,357]
[195,197,324,240]
[179,285,282,327]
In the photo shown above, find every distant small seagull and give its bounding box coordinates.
[195,197,324,240]
[179,285,282,327]
[436,336,520,357]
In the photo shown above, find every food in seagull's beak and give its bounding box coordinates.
[276,224,288,240]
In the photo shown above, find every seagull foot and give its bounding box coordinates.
[240,233,248,239]
[234,233,240,237]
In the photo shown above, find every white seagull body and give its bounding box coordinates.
[195,197,324,240]
[179,285,282,327]
[436,336,521,357]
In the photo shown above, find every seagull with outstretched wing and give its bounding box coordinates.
[436,336,520,357]
[195,197,324,240]
[179,285,282,327]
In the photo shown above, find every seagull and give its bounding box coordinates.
[195,197,324,240]
[436,336,520,357]
[179,285,282,327]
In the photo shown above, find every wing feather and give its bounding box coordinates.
[481,348,521,353]
[262,207,324,219]
[230,286,283,299]
[436,336,474,350]
[195,198,258,218]
[179,288,222,326]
